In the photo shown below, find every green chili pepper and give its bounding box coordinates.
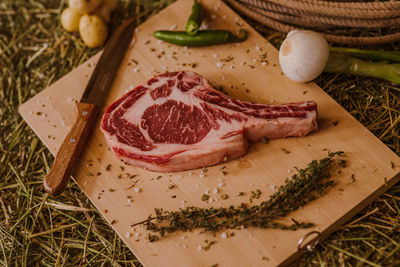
[185,0,204,35]
[153,29,248,47]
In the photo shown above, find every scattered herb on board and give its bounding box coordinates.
[203,240,216,251]
[250,189,262,202]
[132,152,344,240]
[281,148,290,154]
[147,234,159,242]
[220,194,228,200]
[201,194,210,201]
[338,159,346,168]
[168,184,176,189]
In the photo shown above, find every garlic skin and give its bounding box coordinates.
[279,30,329,83]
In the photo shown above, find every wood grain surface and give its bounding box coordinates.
[19,0,400,266]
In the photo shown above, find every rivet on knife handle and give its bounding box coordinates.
[44,103,97,196]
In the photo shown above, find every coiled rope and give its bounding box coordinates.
[225,0,400,45]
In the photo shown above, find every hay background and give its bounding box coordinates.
[0,0,399,265]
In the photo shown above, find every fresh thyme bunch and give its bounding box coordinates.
[132,152,344,241]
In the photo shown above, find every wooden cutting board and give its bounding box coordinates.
[19,0,400,266]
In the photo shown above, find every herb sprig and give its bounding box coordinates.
[132,152,344,241]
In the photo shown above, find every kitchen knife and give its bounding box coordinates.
[44,18,136,196]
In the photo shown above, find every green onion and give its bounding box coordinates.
[329,47,400,63]
[324,53,400,84]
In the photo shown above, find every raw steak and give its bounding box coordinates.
[101,71,318,172]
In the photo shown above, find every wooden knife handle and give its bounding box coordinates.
[44,102,97,196]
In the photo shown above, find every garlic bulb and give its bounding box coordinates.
[279,30,329,83]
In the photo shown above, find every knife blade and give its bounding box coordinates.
[44,18,136,196]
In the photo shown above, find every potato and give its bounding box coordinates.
[79,14,108,48]
[95,0,118,22]
[60,8,82,32]
[69,0,102,14]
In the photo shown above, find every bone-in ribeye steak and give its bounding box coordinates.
[101,71,318,172]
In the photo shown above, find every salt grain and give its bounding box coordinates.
[188,172,193,176]
[252,58,257,63]
[67,97,72,102]
[197,246,202,251]
[129,85,134,90]
[158,40,164,44]
[177,175,182,179]
[182,245,187,248]
[216,62,224,68]
[255,45,261,51]
[240,62,245,66]
[270,185,276,190]
[205,189,209,194]
[221,232,227,238]
[125,232,131,238]
[135,28,139,33]
[213,188,218,194]
[261,61,267,66]
[133,67,140,73]
[218,182,224,188]
[169,24,177,30]
[128,199,132,203]
[213,53,218,58]
[135,233,140,237]
[134,187,141,193]
[199,173,205,178]
[181,235,186,239]
[222,15,227,20]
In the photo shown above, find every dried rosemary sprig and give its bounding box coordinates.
[132,152,344,240]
